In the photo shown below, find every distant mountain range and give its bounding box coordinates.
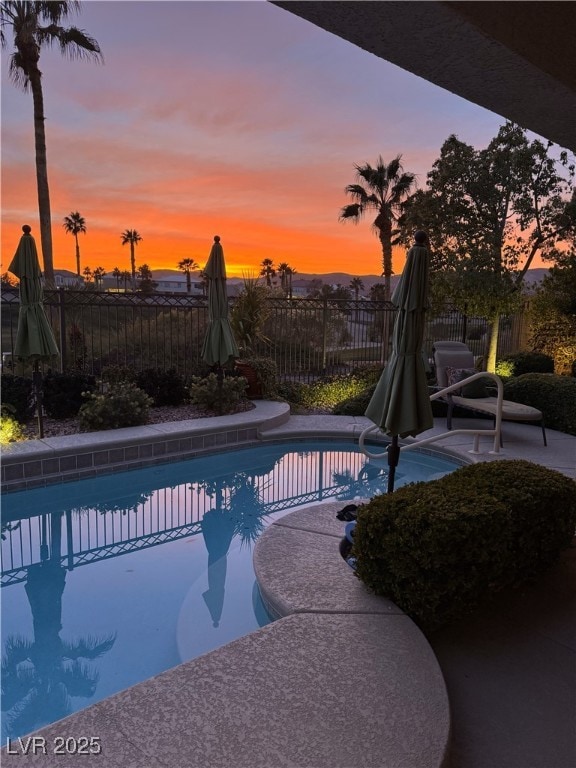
[152,268,550,291]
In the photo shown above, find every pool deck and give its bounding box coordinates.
[1,404,575,767]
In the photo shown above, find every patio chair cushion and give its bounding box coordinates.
[432,340,547,445]
[446,366,490,398]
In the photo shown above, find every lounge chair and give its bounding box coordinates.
[432,341,547,445]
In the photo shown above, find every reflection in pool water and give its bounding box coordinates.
[1,441,460,739]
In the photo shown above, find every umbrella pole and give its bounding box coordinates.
[387,435,400,494]
[32,360,45,439]
[216,364,223,415]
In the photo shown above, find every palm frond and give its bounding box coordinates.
[59,661,99,698]
[45,25,103,60]
[61,633,116,660]
[339,203,363,222]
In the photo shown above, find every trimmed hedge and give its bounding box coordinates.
[353,460,576,631]
[504,373,576,435]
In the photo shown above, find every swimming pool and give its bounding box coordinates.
[1,440,461,739]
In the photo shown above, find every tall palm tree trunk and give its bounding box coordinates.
[379,231,392,301]
[30,68,55,287]
[74,233,80,275]
[130,246,136,290]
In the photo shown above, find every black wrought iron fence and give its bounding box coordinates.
[0,288,528,382]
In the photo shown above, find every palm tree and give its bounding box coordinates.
[277,262,296,296]
[92,266,106,289]
[82,266,92,283]
[178,257,199,294]
[1,559,115,739]
[259,258,276,288]
[350,276,365,321]
[136,263,156,295]
[112,266,122,290]
[350,276,364,301]
[1,2,102,287]
[339,155,416,300]
[120,270,131,291]
[62,211,86,276]
[120,229,142,289]
[198,269,208,297]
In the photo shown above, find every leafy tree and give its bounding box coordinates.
[529,250,576,374]
[306,278,323,298]
[259,258,276,287]
[369,284,388,301]
[62,211,86,275]
[399,124,576,370]
[178,257,199,294]
[339,155,417,299]
[120,229,142,289]
[1,1,102,287]
[82,266,92,283]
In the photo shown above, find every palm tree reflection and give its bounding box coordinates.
[1,513,115,739]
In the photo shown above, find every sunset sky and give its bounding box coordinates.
[0,0,563,279]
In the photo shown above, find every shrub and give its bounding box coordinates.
[189,373,248,413]
[101,365,136,386]
[504,373,576,435]
[134,367,188,406]
[236,357,279,399]
[353,460,576,631]
[0,406,26,444]
[333,385,376,415]
[496,351,554,378]
[43,372,97,418]
[78,383,153,431]
[285,366,382,411]
[1,375,34,422]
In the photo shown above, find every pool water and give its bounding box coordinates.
[1,441,460,739]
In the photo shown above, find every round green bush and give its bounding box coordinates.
[78,383,153,431]
[504,373,576,435]
[189,373,248,413]
[353,460,576,631]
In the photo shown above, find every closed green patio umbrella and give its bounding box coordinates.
[8,225,59,438]
[201,236,239,367]
[364,231,433,492]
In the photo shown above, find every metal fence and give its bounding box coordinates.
[1,289,528,382]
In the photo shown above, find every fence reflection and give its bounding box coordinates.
[1,446,389,586]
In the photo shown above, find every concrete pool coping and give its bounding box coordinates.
[0,400,291,492]
[2,407,573,766]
